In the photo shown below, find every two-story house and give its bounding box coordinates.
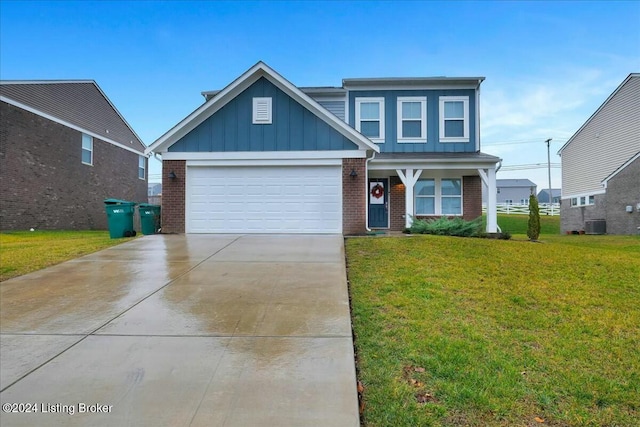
[145,62,501,234]
[0,80,148,231]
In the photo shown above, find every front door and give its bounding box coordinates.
[368,178,388,228]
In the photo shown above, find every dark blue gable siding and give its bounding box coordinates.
[169,77,358,152]
[348,89,477,153]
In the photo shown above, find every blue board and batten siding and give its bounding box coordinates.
[348,89,477,153]
[169,77,358,152]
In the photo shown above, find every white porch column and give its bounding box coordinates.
[478,167,498,233]
[396,168,423,229]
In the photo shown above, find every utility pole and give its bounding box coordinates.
[545,138,552,215]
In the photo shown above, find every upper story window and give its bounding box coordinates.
[253,97,272,124]
[439,96,469,143]
[82,133,93,165]
[138,155,145,180]
[397,97,427,143]
[355,97,385,143]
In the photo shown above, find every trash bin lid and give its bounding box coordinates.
[138,203,160,208]
[104,198,137,205]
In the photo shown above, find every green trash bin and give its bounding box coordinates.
[104,199,137,239]
[139,204,161,235]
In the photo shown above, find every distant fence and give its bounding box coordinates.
[148,195,162,206]
[483,203,560,216]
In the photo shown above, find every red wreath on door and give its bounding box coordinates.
[371,183,384,199]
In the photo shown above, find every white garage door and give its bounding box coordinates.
[186,165,342,233]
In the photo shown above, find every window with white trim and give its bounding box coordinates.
[415,179,435,215]
[253,97,272,124]
[397,97,426,142]
[415,178,462,216]
[571,195,595,207]
[355,97,385,142]
[138,156,145,180]
[439,96,469,142]
[81,133,93,165]
[441,178,462,215]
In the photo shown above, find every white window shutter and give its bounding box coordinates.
[253,97,272,124]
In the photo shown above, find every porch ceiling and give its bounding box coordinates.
[369,152,501,170]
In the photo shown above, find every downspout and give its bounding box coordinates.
[365,150,376,232]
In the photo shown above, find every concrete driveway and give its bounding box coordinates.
[0,234,359,426]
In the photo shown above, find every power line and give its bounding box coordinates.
[483,139,568,147]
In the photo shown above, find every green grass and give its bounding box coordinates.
[0,230,135,281]
[346,233,640,426]
[492,213,561,236]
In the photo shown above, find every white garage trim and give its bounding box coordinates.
[186,159,342,167]
[164,150,367,161]
[186,165,342,234]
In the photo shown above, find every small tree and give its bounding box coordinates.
[527,193,541,241]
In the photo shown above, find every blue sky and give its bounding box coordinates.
[2,1,639,189]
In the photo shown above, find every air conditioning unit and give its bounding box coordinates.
[585,219,606,235]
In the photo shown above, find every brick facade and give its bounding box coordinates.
[561,156,640,235]
[0,102,147,231]
[161,160,186,233]
[389,176,406,231]
[606,157,640,235]
[462,175,482,221]
[342,158,367,235]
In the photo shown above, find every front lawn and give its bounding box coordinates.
[0,231,135,281]
[347,234,639,426]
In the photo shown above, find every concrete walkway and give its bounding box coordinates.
[0,234,359,426]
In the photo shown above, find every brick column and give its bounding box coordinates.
[463,175,482,221]
[161,160,186,233]
[342,158,366,235]
[390,176,406,231]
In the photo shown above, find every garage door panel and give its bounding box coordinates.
[186,166,342,233]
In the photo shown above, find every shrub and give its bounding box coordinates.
[409,217,483,237]
[527,194,541,241]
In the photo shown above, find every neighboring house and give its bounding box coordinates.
[145,61,501,234]
[0,80,147,230]
[148,183,162,197]
[537,188,561,204]
[558,73,640,235]
[148,183,162,205]
[483,179,537,205]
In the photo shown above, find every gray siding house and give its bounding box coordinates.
[0,81,148,230]
[483,179,537,205]
[537,189,561,204]
[558,73,640,235]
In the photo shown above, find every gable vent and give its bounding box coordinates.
[253,97,272,124]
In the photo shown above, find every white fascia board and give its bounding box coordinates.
[186,158,342,167]
[163,150,366,161]
[1,96,147,156]
[342,81,483,91]
[369,158,499,171]
[560,189,606,200]
[146,61,379,155]
[145,71,263,155]
[601,151,640,186]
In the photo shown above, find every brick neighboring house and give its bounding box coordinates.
[0,81,148,231]
[558,73,639,235]
[145,62,501,234]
